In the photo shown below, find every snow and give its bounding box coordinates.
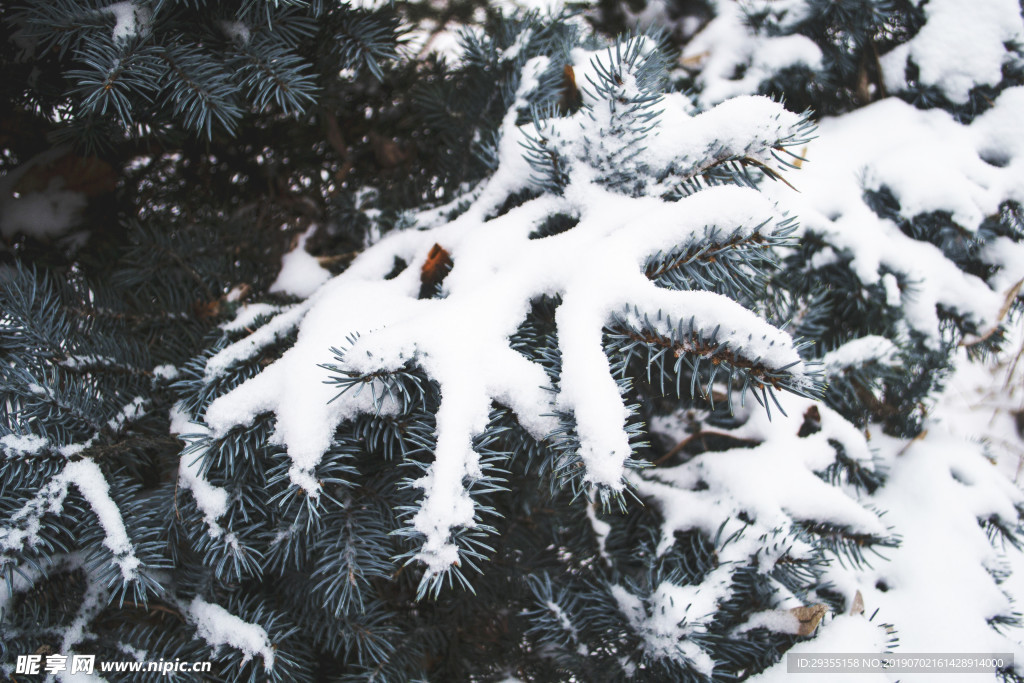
[63,354,112,370]
[612,574,731,674]
[0,556,113,683]
[687,0,1024,109]
[195,50,820,577]
[60,569,106,654]
[156,12,1024,673]
[0,433,49,456]
[879,0,1024,104]
[269,226,331,298]
[639,392,886,557]
[0,6,1021,681]
[638,94,808,191]
[736,609,802,635]
[101,1,151,43]
[62,460,140,579]
[194,41,831,578]
[556,40,810,194]
[736,326,1024,683]
[219,302,282,333]
[497,0,563,13]
[152,364,178,380]
[982,238,1024,294]
[932,324,1024,487]
[204,302,307,379]
[752,614,892,683]
[0,554,56,615]
[839,427,1024,683]
[758,94,1024,344]
[220,20,251,44]
[500,26,533,62]
[544,599,580,647]
[106,396,147,432]
[682,1,822,108]
[1,481,59,554]
[585,497,611,564]
[678,0,1024,356]
[633,389,909,671]
[170,404,229,537]
[881,273,901,307]
[188,597,275,669]
[178,447,229,537]
[0,147,88,240]
[59,439,94,458]
[115,642,147,661]
[0,459,140,580]
[405,21,465,63]
[822,336,900,372]
[169,402,193,435]
[0,181,87,239]
[725,80,1024,675]
[973,87,1024,160]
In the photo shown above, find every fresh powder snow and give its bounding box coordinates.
[195,62,819,577]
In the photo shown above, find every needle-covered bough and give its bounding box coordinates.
[163,21,910,680]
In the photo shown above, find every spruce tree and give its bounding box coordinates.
[2,2,1024,683]
[163,21,904,680]
[643,0,1024,674]
[665,0,1024,434]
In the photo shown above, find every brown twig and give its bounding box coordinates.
[322,109,354,185]
[316,251,362,266]
[961,277,1024,348]
[871,38,888,99]
[122,601,187,623]
[896,429,928,456]
[654,429,737,466]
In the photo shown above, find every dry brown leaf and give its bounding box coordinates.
[15,153,116,197]
[561,64,582,112]
[850,590,865,616]
[680,50,710,68]
[370,132,412,169]
[193,299,222,320]
[420,243,453,298]
[789,603,828,636]
[793,145,808,169]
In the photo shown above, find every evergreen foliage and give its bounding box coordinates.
[730,0,927,116]
[642,0,1024,436]
[152,22,904,679]
[2,1,1024,682]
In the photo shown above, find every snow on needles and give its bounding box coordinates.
[171,405,229,538]
[822,336,900,372]
[188,598,276,669]
[269,225,331,298]
[198,49,817,577]
[880,0,1024,104]
[0,396,154,589]
[682,0,822,109]
[0,459,140,581]
[101,1,152,43]
[687,0,1024,111]
[0,147,87,240]
[638,393,886,563]
[681,3,1024,346]
[760,92,1024,345]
